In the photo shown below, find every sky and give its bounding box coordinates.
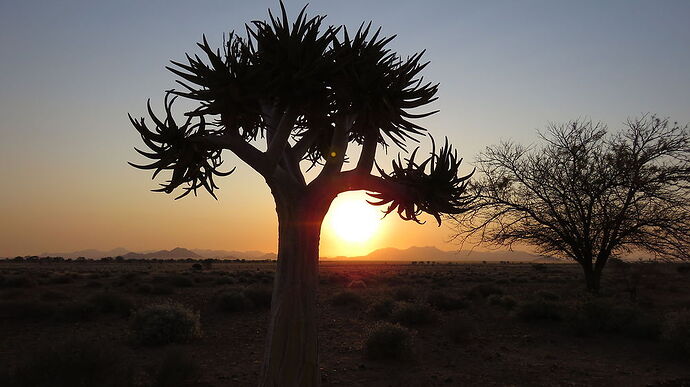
[1,0,689,257]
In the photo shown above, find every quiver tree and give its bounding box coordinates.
[451,115,690,293]
[128,4,473,386]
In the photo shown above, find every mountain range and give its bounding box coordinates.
[39,247,276,260]
[37,245,543,261]
[334,246,543,262]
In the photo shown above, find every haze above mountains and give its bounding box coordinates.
[36,246,546,262]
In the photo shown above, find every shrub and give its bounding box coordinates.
[0,300,55,321]
[3,275,35,288]
[368,298,396,319]
[54,301,96,322]
[243,285,272,309]
[392,286,416,301]
[137,283,153,294]
[469,284,503,298]
[84,280,103,288]
[88,292,134,317]
[427,291,467,311]
[568,298,659,338]
[8,339,134,387]
[169,275,194,288]
[152,351,201,387]
[215,276,236,286]
[347,279,367,289]
[488,294,517,310]
[151,284,175,295]
[130,301,202,346]
[330,290,363,307]
[191,263,203,271]
[364,322,414,361]
[516,299,562,321]
[41,290,69,301]
[52,274,76,284]
[445,315,478,343]
[536,290,560,301]
[392,302,436,326]
[661,309,690,355]
[217,290,252,313]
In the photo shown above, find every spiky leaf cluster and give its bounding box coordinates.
[331,24,438,148]
[129,93,233,199]
[168,35,260,140]
[368,139,474,225]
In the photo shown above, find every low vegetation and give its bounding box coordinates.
[364,322,414,360]
[130,301,202,346]
[1,260,689,385]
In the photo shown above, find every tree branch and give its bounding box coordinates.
[355,135,377,173]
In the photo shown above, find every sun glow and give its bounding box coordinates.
[324,191,383,244]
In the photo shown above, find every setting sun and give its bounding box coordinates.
[324,191,383,243]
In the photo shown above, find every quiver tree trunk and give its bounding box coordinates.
[259,191,331,387]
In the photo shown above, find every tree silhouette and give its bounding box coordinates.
[451,116,690,293]
[128,4,473,386]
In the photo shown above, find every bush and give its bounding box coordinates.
[215,276,236,286]
[392,302,436,326]
[330,290,363,307]
[516,299,562,321]
[347,279,367,288]
[152,351,201,387]
[169,275,194,288]
[568,298,659,338]
[8,339,134,387]
[661,309,690,355]
[445,315,478,343]
[243,285,272,309]
[427,291,467,311]
[88,292,134,317]
[191,263,203,271]
[488,295,517,310]
[536,290,560,301]
[151,284,174,295]
[217,290,252,312]
[392,286,416,301]
[0,300,55,321]
[137,283,153,294]
[54,301,96,322]
[41,290,69,301]
[364,322,414,361]
[84,280,103,288]
[49,274,74,285]
[469,284,503,298]
[130,301,202,346]
[2,275,35,288]
[368,298,396,319]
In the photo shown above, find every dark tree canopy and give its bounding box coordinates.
[129,3,473,224]
[451,115,690,291]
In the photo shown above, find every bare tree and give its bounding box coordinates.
[128,4,473,386]
[451,115,690,293]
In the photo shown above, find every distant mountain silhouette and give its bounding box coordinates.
[35,245,543,262]
[331,246,543,262]
[122,247,201,260]
[39,247,130,259]
[192,249,277,260]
